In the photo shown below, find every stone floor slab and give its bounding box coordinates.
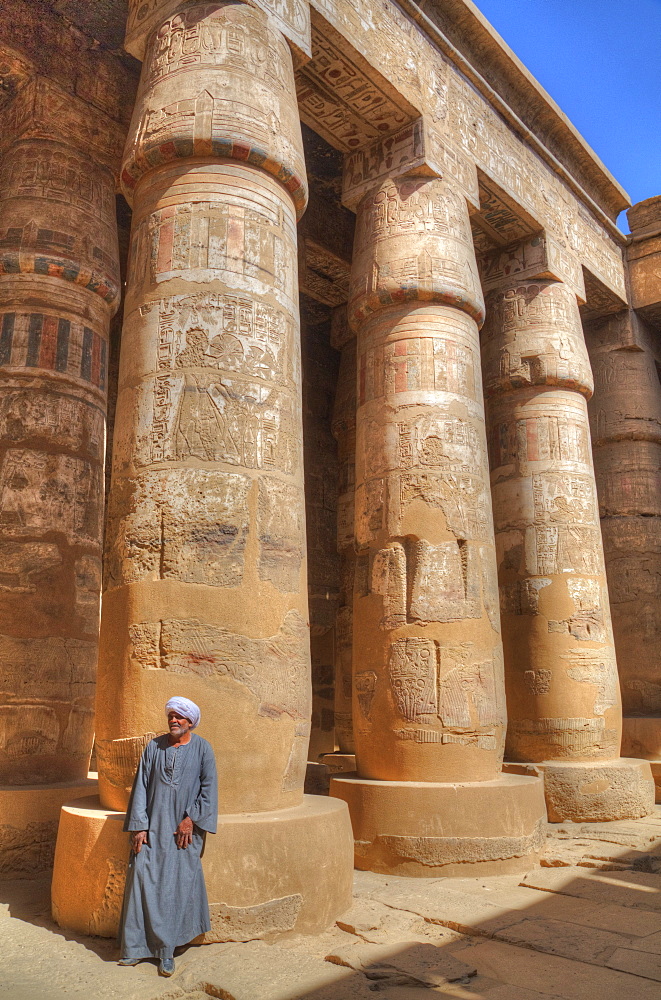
[606,948,661,981]
[521,866,661,910]
[453,939,661,999]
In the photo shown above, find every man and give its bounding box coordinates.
[118,696,218,976]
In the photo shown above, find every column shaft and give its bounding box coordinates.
[98,2,308,815]
[0,134,119,785]
[53,0,353,940]
[586,309,661,799]
[331,175,546,876]
[330,310,357,757]
[482,278,654,820]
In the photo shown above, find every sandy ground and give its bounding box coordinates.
[3,806,661,1000]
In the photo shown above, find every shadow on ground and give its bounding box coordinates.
[3,808,661,1000]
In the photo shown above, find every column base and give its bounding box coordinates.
[52,794,354,940]
[0,775,97,878]
[622,717,661,803]
[330,773,547,877]
[505,758,655,822]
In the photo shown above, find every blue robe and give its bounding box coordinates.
[119,733,218,960]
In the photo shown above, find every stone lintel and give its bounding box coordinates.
[580,267,630,326]
[626,197,661,330]
[342,117,478,212]
[330,304,353,350]
[0,43,33,111]
[125,0,312,64]
[479,231,586,304]
[0,76,125,175]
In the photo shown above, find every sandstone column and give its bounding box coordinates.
[52,0,352,939]
[331,165,546,876]
[327,306,357,767]
[481,257,655,821]
[583,197,661,801]
[0,78,122,875]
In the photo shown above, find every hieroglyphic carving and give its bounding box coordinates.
[296,21,416,153]
[565,649,619,716]
[125,0,312,62]
[0,77,125,173]
[506,717,619,759]
[0,385,104,458]
[257,477,305,591]
[355,670,377,721]
[156,610,311,719]
[132,294,299,474]
[389,637,437,722]
[95,733,157,795]
[358,335,477,405]
[342,118,444,210]
[0,142,116,220]
[129,199,296,306]
[105,469,250,590]
[371,542,406,628]
[479,234,585,302]
[409,539,480,623]
[489,414,591,470]
[438,644,501,730]
[0,449,102,545]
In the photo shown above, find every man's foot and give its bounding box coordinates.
[117,958,140,967]
[159,958,175,977]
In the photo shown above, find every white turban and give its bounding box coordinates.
[165,696,201,729]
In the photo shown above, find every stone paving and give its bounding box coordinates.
[4,806,661,999]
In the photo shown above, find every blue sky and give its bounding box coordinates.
[473,0,661,231]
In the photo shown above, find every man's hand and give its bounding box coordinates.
[131,830,148,854]
[175,816,194,849]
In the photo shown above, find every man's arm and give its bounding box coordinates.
[123,741,154,839]
[185,742,219,835]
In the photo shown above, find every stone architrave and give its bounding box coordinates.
[481,250,655,822]
[330,160,547,876]
[52,0,352,940]
[586,306,661,802]
[0,78,120,873]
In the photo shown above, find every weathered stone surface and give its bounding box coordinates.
[325,939,476,985]
[521,865,661,910]
[0,46,121,803]
[455,939,661,1000]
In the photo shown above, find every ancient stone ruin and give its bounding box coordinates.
[0,0,659,943]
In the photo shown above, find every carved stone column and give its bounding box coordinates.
[329,306,357,761]
[482,260,655,821]
[582,196,661,802]
[52,0,352,940]
[0,78,122,875]
[331,147,546,877]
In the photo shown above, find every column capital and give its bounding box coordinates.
[348,173,485,328]
[342,116,479,213]
[478,231,586,304]
[0,77,126,176]
[125,0,311,64]
[120,2,307,218]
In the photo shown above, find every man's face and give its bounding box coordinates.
[167,711,193,738]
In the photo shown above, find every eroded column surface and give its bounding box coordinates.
[53,0,352,941]
[0,130,119,789]
[586,307,661,800]
[482,277,654,821]
[331,175,547,875]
